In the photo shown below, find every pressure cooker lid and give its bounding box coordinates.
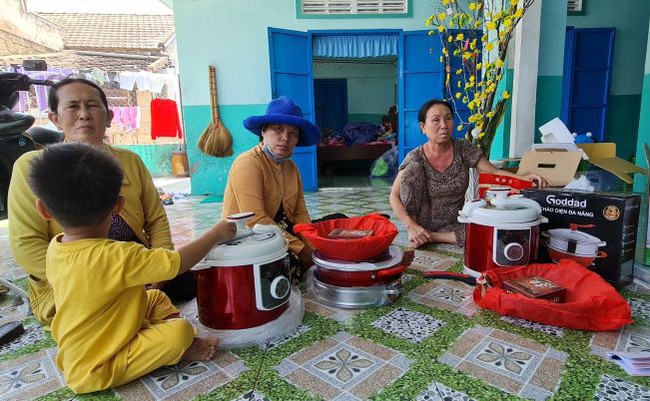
[203,225,288,266]
[313,245,404,272]
[546,228,603,245]
[459,197,544,226]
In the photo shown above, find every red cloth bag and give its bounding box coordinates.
[473,260,633,331]
[293,214,398,261]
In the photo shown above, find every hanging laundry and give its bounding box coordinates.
[151,99,183,139]
[117,71,137,91]
[149,73,166,94]
[34,74,48,112]
[135,71,152,91]
[90,67,108,85]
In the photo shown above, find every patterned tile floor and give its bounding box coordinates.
[0,187,650,400]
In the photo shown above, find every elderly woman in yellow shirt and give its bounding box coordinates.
[222,96,324,275]
[8,78,195,327]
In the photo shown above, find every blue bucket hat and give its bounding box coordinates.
[243,96,321,147]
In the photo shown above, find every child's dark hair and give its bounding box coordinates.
[48,78,109,112]
[29,143,124,227]
[418,99,454,124]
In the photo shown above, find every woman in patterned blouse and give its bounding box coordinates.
[389,99,547,248]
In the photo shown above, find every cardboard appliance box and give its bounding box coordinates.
[522,188,640,288]
[517,143,646,187]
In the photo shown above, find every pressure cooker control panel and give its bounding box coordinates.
[493,228,530,266]
[253,254,291,311]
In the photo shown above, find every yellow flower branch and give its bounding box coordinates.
[427,0,535,156]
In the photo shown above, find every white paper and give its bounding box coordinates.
[539,117,575,144]
[607,352,650,376]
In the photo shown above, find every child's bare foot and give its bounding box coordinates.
[181,337,219,361]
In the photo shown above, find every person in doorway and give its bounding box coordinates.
[389,99,547,248]
[222,96,324,279]
[28,142,235,393]
[9,78,195,329]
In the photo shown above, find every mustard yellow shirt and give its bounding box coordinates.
[8,145,172,326]
[47,235,180,391]
[222,145,311,254]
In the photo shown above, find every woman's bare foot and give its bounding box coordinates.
[181,337,219,361]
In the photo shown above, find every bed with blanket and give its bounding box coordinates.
[317,122,395,163]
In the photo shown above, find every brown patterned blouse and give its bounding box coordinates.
[398,138,483,245]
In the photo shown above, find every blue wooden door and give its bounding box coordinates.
[561,27,615,141]
[268,27,318,191]
[398,30,444,161]
[314,79,348,133]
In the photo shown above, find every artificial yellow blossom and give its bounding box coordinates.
[477,3,483,10]
[510,0,518,5]
[486,21,496,30]
[468,101,476,110]
[485,42,494,51]
[503,90,510,99]
[503,18,513,27]
[425,16,433,26]
[481,34,488,43]
[469,2,476,11]
[457,81,462,88]
[487,111,495,118]
[515,8,524,18]
[456,69,463,75]
[440,56,444,62]
[448,35,453,42]
[495,59,504,68]
[457,124,464,131]
[474,20,481,28]
[455,92,462,99]
[439,12,446,20]
[438,25,446,33]
[428,30,434,36]
[470,39,477,50]
[476,62,482,69]
[443,0,450,4]
[469,75,475,82]
[478,131,486,139]
[456,33,464,41]
[462,96,469,103]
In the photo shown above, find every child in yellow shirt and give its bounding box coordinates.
[28,142,236,394]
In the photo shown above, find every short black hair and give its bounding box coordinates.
[29,143,124,228]
[418,99,454,124]
[47,78,109,112]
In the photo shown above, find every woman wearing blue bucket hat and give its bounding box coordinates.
[222,96,323,275]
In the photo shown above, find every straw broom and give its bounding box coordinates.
[198,65,233,157]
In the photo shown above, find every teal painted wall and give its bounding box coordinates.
[116,144,176,177]
[183,104,264,196]
[172,0,440,194]
[490,68,513,161]
[533,0,566,142]
[606,94,642,159]
[633,20,650,194]
[534,76,565,143]
[313,60,396,125]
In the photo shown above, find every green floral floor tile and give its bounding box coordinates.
[2,190,650,400]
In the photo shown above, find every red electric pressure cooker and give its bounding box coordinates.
[192,214,291,330]
[458,191,547,277]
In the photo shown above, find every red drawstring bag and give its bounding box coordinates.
[474,259,633,331]
[294,214,398,261]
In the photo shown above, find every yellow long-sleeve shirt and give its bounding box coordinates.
[46,235,182,392]
[222,145,311,254]
[8,144,172,325]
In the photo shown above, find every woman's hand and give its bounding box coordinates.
[407,223,434,248]
[522,173,549,188]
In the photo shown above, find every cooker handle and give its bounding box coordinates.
[376,264,407,277]
[458,199,486,223]
[423,271,477,286]
[596,250,608,259]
